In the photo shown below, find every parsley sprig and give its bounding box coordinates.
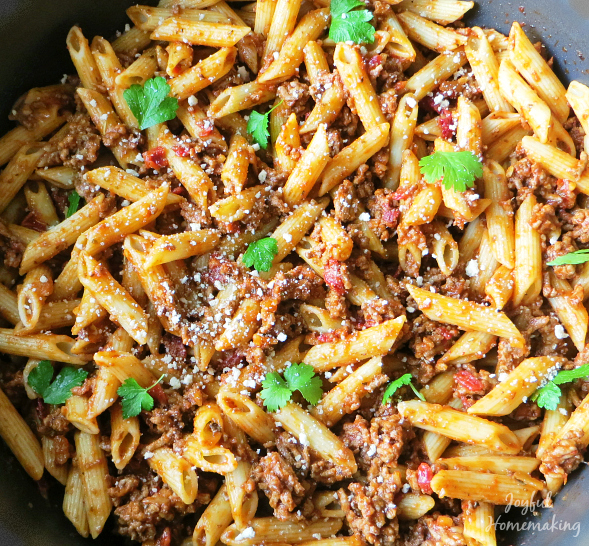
[383,373,425,404]
[243,237,278,272]
[28,360,88,405]
[247,101,283,149]
[261,363,323,412]
[117,375,165,419]
[547,250,589,266]
[66,191,83,218]
[531,364,589,411]
[329,0,375,44]
[419,151,483,192]
[123,76,179,131]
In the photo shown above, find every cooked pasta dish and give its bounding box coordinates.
[0,0,588,545]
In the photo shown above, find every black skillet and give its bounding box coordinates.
[0,0,588,544]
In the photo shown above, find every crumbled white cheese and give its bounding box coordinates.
[234,527,255,541]
[277,332,288,342]
[465,259,479,278]
[283,233,292,243]
[554,325,568,339]
[169,377,182,389]
[187,95,198,106]
[258,170,267,182]
[405,96,417,109]
[358,212,371,221]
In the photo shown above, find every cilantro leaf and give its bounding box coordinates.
[27,360,53,398]
[419,151,483,192]
[243,237,278,272]
[28,360,88,404]
[531,365,589,410]
[43,367,88,405]
[531,381,561,411]
[261,364,324,412]
[261,372,293,412]
[383,373,425,404]
[123,76,179,131]
[117,376,164,419]
[547,250,589,266]
[553,364,589,384]
[329,0,375,44]
[66,191,83,218]
[284,363,323,405]
[246,101,283,149]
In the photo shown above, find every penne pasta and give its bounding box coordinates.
[406,284,525,348]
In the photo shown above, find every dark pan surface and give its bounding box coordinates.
[0,0,588,545]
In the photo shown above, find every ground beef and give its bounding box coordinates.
[540,428,585,480]
[376,54,404,92]
[9,85,74,130]
[338,465,402,546]
[271,266,326,302]
[353,164,375,199]
[252,451,308,520]
[52,435,73,465]
[331,105,360,142]
[379,88,398,122]
[0,220,26,269]
[452,367,494,408]
[333,180,360,223]
[367,189,401,241]
[545,236,576,280]
[0,369,25,406]
[162,333,187,362]
[568,208,589,243]
[277,80,311,118]
[325,287,349,319]
[38,405,72,436]
[112,481,199,542]
[341,406,414,476]
[531,202,560,237]
[39,112,101,168]
[564,116,585,156]
[361,297,404,326]
[508,155,556,204]
[402,514,466,546]
[409,315,460,365]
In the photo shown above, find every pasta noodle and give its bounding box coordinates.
[0,5,586,546]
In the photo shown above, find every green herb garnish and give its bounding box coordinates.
[243,237,278,272]
[383,373,425,404]
[329,0,375,44]
[246,101,283,149]
[531,364,589,411]
[547,250,589,266]
[261,363,323,412]
[117,375,165,419]
[123,76,179,130]
[28,360,88,405]
[419,151,483,192]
